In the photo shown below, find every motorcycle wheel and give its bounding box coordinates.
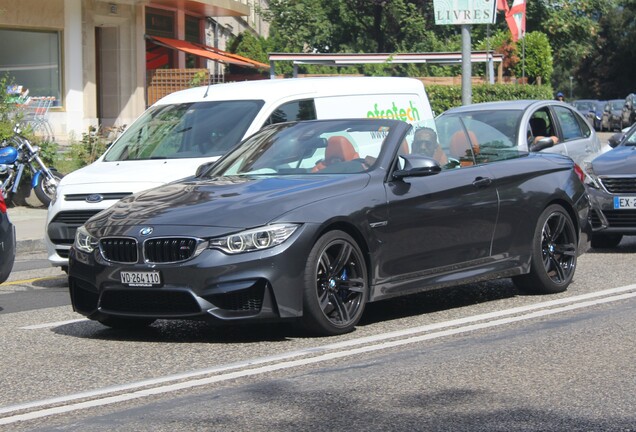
[34,170,64,207]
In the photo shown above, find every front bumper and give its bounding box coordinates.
[68,224,318,324]
[587,186,636,235]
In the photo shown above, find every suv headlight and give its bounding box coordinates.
[208,224,299,254]
[74,226,99,253]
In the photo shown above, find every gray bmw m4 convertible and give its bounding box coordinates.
[69,118,591,336]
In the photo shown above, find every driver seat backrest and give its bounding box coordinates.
[325,136,359,164]
[529,117,548,137]
[312,136,359,172]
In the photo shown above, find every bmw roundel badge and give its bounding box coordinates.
[140,227,154,236]
[85,194,103,203]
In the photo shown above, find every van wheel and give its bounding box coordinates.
[513,205,577,294]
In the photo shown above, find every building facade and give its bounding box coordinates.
[0,0,269,142]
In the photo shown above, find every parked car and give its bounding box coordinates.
[436,100,602,167]
[572,99,598,120]
[46,77,435,272]
[601,99,625,131]
[68,118,591,336]
[585,122,636,248]
[586,100,607,131]
[0,193,16,284]
[621,93,636,128]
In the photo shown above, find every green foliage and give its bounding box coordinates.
[512,32,553,84]
[68,126,109,170]
[0,74,23,141]
[427,83,554,115]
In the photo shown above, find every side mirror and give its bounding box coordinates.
[530,137,555,152]
[608,133,624,148]
[195,161,216,177]
[393,155,441,180]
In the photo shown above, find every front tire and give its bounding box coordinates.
[300,230,368,336]
[34,170,64,206]
[513,205,577,294]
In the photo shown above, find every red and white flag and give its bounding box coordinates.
[497,0,510,13]
[506,0,526,41]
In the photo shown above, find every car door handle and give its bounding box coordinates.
[472,176,492,188]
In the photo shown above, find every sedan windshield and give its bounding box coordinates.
[104,100,264,161]
[204,119,400,177]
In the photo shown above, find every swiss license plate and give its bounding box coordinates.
[613,197,636,209]
[120,271,161,287]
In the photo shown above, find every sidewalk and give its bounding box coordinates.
[7,205,48,254]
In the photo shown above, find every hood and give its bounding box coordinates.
[592,144,636,175]
[59,157,218,189]
[86,174,369,234]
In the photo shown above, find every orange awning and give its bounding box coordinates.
[146,35,269,70]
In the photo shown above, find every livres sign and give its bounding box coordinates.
[433,0,497,25]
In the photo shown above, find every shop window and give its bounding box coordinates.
[0,28,61,105]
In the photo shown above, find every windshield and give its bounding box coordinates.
[104,100,265,161]
[204,119,401,177]
[574,101,596,111]
[609,100,624,111]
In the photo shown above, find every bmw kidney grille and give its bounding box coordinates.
[99,236,201,264]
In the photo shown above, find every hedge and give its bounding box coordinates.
[426,84,554,116]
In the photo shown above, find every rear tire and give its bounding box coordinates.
[591,233,623,249]
[513,205,577,294]
[300,230,368,336]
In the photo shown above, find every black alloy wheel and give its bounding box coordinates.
[301,230,368,336]
[513,205,577,294]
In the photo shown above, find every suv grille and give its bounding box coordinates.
[100,238,138,263]
[144,238,199,263]
[600,176,636,194]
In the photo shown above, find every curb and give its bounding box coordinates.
[17,239,47,254]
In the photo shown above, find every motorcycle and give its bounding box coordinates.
[0,124,63,207]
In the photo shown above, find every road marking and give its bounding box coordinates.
[1,284,634,425]
[21,318,87,330]
[0,275,64,286]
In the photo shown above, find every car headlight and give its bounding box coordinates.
[74,225,99,253]
[583,161,601,189]
[208,224,299,254]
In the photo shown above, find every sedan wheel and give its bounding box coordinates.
[301,230,368,336]
[513,205,577,294]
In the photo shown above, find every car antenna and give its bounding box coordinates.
[203,71,212,98]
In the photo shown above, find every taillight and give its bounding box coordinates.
[573,163,585,183]
[0,195,6,213]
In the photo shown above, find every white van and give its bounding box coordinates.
[46,77,434,268]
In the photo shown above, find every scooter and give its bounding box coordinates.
[0,125,63,206]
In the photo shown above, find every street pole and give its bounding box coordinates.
[461,24,472,105]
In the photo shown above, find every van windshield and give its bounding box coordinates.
[103,100,265,161]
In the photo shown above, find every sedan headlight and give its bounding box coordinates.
[74,226,99,253]
[208,224,299,254]
[583,161,602,189]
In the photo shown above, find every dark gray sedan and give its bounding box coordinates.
[0,194,15,284]
[585,123,636,247]
[68,118,591,336]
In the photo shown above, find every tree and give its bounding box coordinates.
[576,1,636,98]
[513,32,553,84]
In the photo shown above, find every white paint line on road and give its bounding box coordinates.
[21,318,87,329]
[1,284,635,425]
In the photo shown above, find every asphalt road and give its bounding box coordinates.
[1,235,635,431]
